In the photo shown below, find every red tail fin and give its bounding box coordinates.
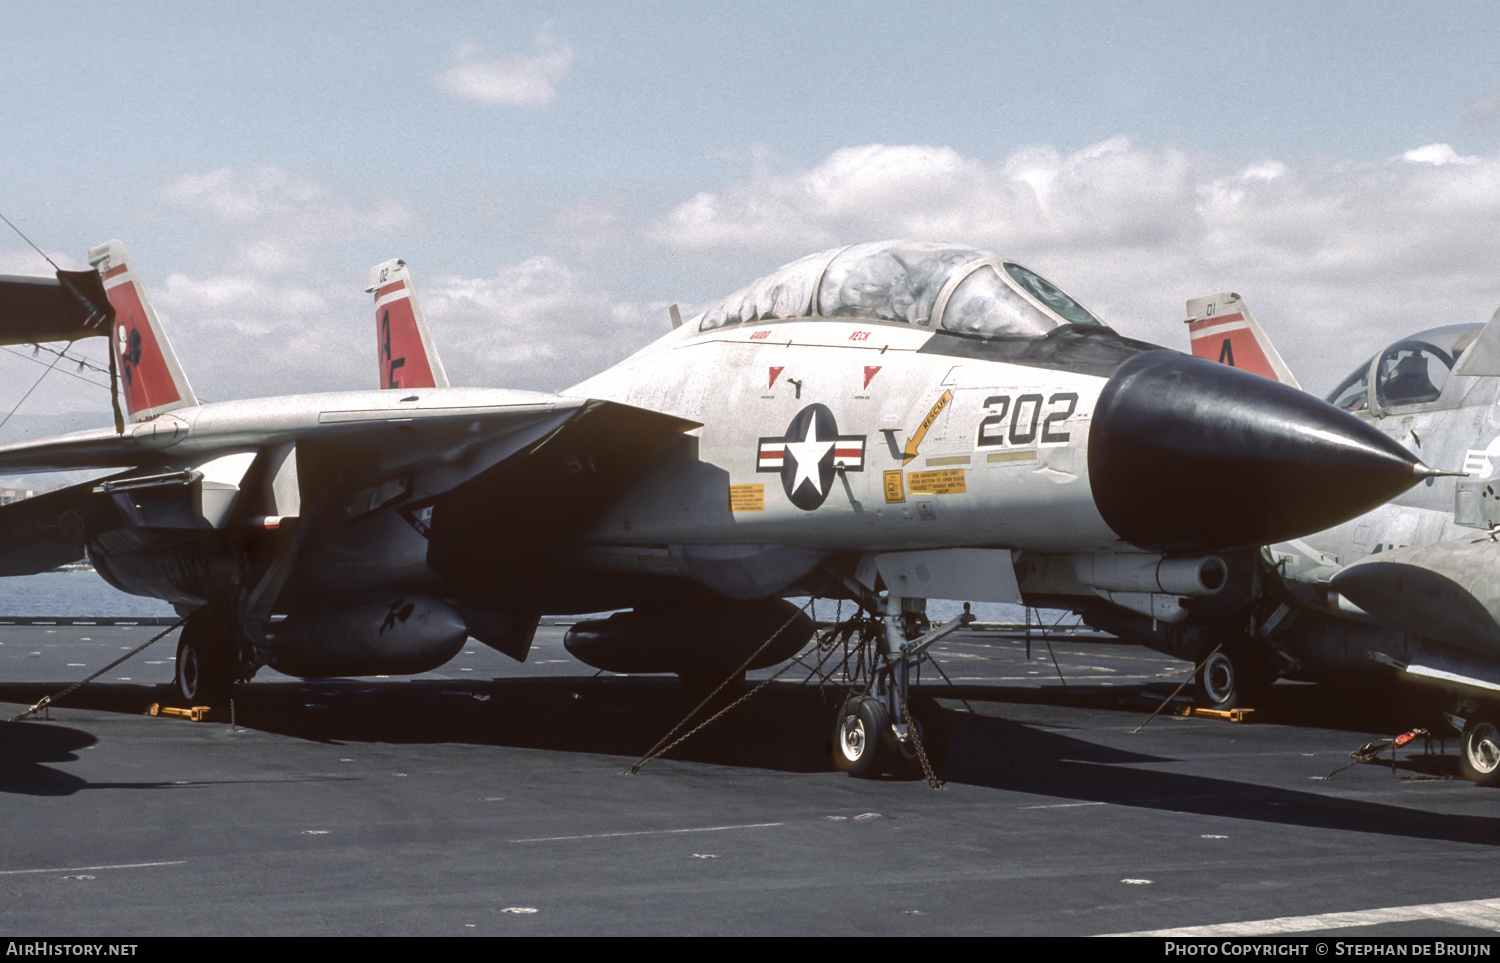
[367,259,448,390]
[1185,292,1300,390]
[88,241,198,422]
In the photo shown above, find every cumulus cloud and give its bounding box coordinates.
[143,271,360,398]
[91,138,1500,407]
[0,247,86,274]
[416,256,667,390]
[434,29,575,107]
[161,167,411,245]
[640,138,1500,394]
[1402,143,1480,166]
[645,138,1194,258]
[126,253,669,402]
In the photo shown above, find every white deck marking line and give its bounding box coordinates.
[512,821,784,843]
[0,860,187,876]
[1019,802,1107,810]
[1105,896,1500,936]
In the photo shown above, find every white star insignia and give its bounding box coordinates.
[783,419,834,496]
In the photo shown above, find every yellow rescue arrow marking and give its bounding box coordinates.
[902,389,952,465]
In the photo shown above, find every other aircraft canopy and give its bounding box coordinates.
[1326,323,1484,411]
[695,240,1104,337]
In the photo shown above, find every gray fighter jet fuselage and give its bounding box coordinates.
[0,240,1434,778]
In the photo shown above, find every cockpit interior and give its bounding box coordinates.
[694,240,1104,339]
[1326,323,1483,412]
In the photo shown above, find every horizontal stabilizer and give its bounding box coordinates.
[1185,292,1300,390]
[0,270,113,345]
[0,424,146,474]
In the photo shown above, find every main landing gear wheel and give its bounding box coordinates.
[832,696,889,778]
[1460,717,1500,788]
[175,610,236,705]
[1196,640,1266,711]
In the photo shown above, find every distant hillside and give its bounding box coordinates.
[0,410,113,441]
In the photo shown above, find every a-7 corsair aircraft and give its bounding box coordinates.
[0,239,1436,777]
[1082,291,1500,785]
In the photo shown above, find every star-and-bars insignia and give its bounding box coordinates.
[757,403,866,510]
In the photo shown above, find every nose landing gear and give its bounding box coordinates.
[828,598,971,781]
[833,695,889,777]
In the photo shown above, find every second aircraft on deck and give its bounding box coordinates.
[1060,289,1500,786]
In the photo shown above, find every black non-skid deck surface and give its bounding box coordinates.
[2,624,1498,937]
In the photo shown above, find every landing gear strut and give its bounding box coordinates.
[829,597,969,780]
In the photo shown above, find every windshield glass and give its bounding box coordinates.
[941,265,1056,336]
[1003,263,1102,327]
[695,239,1104,337]
[1326,359,1374,411]
[1324,323,1483,410]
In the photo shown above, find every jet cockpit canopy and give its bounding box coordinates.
[694,240,1105,338]
[1326,323,1485,412]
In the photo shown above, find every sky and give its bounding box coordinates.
[3,0,1500,441]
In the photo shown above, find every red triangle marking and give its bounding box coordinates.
[769,366,784,389]
[863,366,881,389]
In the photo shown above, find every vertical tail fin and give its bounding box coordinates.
[1184,292,1301,390]
[367,259,449,390]
[88,241,198,422]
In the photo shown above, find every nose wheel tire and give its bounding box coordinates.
[833,696,889,778]
[1460,717,1500,787]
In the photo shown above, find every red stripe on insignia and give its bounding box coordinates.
[376,281,408,298]
[101,264,128,280]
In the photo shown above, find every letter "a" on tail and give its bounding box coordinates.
[88,241,198,423]
[367,259,449,390]
[1184,292,1301,390]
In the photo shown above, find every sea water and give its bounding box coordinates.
[0,571,176,617]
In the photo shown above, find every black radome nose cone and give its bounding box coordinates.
[1088,351,1424,552]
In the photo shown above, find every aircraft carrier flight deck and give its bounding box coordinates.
[2,620,1499,938]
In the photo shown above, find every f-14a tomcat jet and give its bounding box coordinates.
[0,239,1437,777]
